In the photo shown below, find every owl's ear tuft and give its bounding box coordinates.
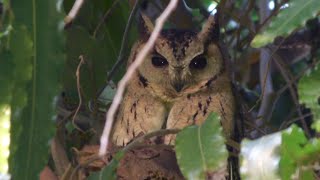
[197,13,219,43]
[138,13,154,37]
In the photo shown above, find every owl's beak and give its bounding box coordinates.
[171,66,185,92]
[173,82,184,92]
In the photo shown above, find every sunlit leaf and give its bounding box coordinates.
[280,125,307,180]
[240,132,281,180]
[241,125,320,180]
[280,125,320,180]
[251,0,320,48]
[298,66,320,131]
[175,113,228,179]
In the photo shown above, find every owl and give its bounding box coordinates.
[111,14,235,146]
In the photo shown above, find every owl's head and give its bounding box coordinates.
[131,14,225,101]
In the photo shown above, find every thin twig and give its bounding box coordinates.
[72,55,85,132]
[281,112,313,130]
[99,0,179,156]
[93,0,122,38]
[277,60,319,96]
[106,0,140,82]
[124,129,180,151]
[243,119,267,135]
[266,60,319,130]
[64,0,84,25]
[271,48,311,137]
[248,40,285,113]
[240,0,287,49]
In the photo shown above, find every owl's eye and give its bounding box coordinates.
[190,55,207,69]
[151,55,168,67]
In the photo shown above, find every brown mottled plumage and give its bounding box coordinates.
[111,15,235,146]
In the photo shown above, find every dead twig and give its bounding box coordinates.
[99,0,179,156]
[65,0,84,25]
[72,55,85,132]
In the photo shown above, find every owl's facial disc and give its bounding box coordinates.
[136,28,222,101]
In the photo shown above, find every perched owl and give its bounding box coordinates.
[111,14,235,146]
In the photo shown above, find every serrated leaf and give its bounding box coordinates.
[251,0,320,48]
[298,66,320,131]
[88,151,125,180]
[175,113,228,180]
[8,1,65,179]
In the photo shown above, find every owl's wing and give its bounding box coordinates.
[111,82,167,146]
[165,82,235,144]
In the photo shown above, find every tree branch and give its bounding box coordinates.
[64,0,84,25]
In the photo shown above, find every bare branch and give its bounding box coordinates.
[271,48,311,137]
[72,55,85,132]
[99,0,179,156]
[64,0,84,25]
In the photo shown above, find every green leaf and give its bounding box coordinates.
[298,66,320,131]
[280,125,307,180]
[175,113,228,179]
[300,169,314,180]
[0,51,14,104]
[88,151,125,180]
[9,1,64,179]
[251,0,320,48]
[240,125,320,180]
[280,125,320,180]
